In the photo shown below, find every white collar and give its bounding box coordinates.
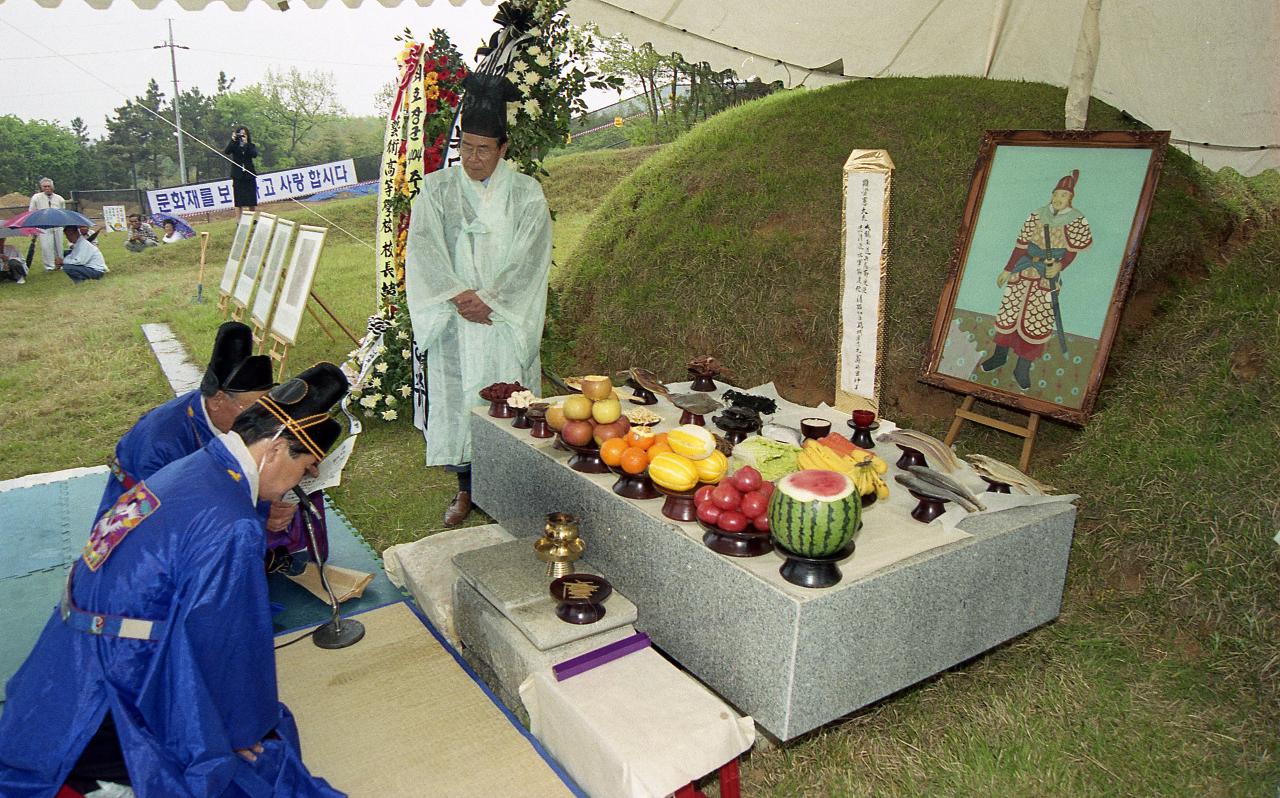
[199,394,215,434]
[218,430,260,504]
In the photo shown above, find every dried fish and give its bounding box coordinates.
[907,465,986,511]
[894,474,981,513]
[668,392,722,415]
[627,367,671,399]
[965,454,1055,495]
[877,429,962,473]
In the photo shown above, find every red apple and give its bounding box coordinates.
[561,419,594,447]
[751,513,770,533]
[592,417,630,446]
[696,502,722,525]
[758,481,775,499]
[718,510,747,533]
[731,466,763,493]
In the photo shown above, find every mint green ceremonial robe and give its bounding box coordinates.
[404,159,552,466]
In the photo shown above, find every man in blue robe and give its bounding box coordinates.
[0,364,350,798]
[98,321,274,518]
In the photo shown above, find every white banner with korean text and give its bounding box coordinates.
[146,159,358,216]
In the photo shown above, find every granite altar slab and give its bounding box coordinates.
[471,401,1075,740]
[453,539,638,651]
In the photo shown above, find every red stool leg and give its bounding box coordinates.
[674,784,703,798]
[719,758,741,798]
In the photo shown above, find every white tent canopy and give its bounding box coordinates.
[566,0,1279,175]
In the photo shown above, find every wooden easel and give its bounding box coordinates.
[308,290,360,346]
[944,395,1042,471]
[266,332,292,382]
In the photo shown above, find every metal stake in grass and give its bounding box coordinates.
[192,231,210,303]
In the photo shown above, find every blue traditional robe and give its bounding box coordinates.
[0,435,344,798]
[98,390,214,519]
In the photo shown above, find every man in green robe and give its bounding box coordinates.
[404,74,553,526]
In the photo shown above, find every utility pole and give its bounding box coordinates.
[155,19,190,183]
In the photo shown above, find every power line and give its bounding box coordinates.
[0,16,377,254]
[0,48,153,61]
[186,45,388,69]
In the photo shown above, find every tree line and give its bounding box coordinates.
[0,67,384,197]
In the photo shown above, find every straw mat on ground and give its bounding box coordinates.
[276,601,575,798]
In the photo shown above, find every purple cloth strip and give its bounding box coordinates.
[553,632,651,681]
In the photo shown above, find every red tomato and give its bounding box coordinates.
[739,490,768,519]
[696,502,722,525]
[751,513,770,533]
[731,466,763,493]
[718,510,748,533]
[711,483,741,511]
[693,484,716,508]
[757,481,775,499]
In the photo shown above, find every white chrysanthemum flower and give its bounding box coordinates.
[534,53,550,68]
[382,409,398,421]
[401,348,412,360]
[512,59,527,73]
[523,98,540,115]
[527,45,542,56]
[396,329,409,340]
[399,385,413,398]
[364,410,374,418]
[525,71,542,86]
[369,377,382,389]
[360,395,380,408]
[375,362,388,374]
[384,395,397,406]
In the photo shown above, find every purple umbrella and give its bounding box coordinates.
[149,212,196,240]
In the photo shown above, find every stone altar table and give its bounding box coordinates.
[471,402,1075,740]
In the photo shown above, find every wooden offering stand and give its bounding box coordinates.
[558,435,609,474]
[608,464,659,501]
[699,519,772,558]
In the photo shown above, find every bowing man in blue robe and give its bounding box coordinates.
[98,321,274,519]
[0,363,350,798]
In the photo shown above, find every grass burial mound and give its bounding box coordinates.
[550,77,1279,794]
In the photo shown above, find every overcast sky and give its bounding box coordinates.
[1,0,619,138]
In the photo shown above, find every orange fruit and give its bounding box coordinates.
[620,447,648,475]
[600,437,628,467]
[646,439,673,463]
[624,429,656,450]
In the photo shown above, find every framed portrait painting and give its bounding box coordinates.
[921,130,1169,425]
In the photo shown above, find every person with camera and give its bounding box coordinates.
[224,126,260,211]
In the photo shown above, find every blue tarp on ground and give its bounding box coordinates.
[0,471,401,709]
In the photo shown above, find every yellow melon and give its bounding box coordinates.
[647,452,699,492]
[667,424,716,461]
[692,449,728,484]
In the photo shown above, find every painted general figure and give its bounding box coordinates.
[404,72,552,527]
[980,169,1093,390]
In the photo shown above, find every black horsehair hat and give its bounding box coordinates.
[201,321,274,397]
[251,362,349,459]
[460,72,523,140]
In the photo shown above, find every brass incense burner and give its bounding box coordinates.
[534,512,585,579]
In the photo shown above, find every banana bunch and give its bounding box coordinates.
[798,440,890,499]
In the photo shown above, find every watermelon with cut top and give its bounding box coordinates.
[767,469,861,557]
